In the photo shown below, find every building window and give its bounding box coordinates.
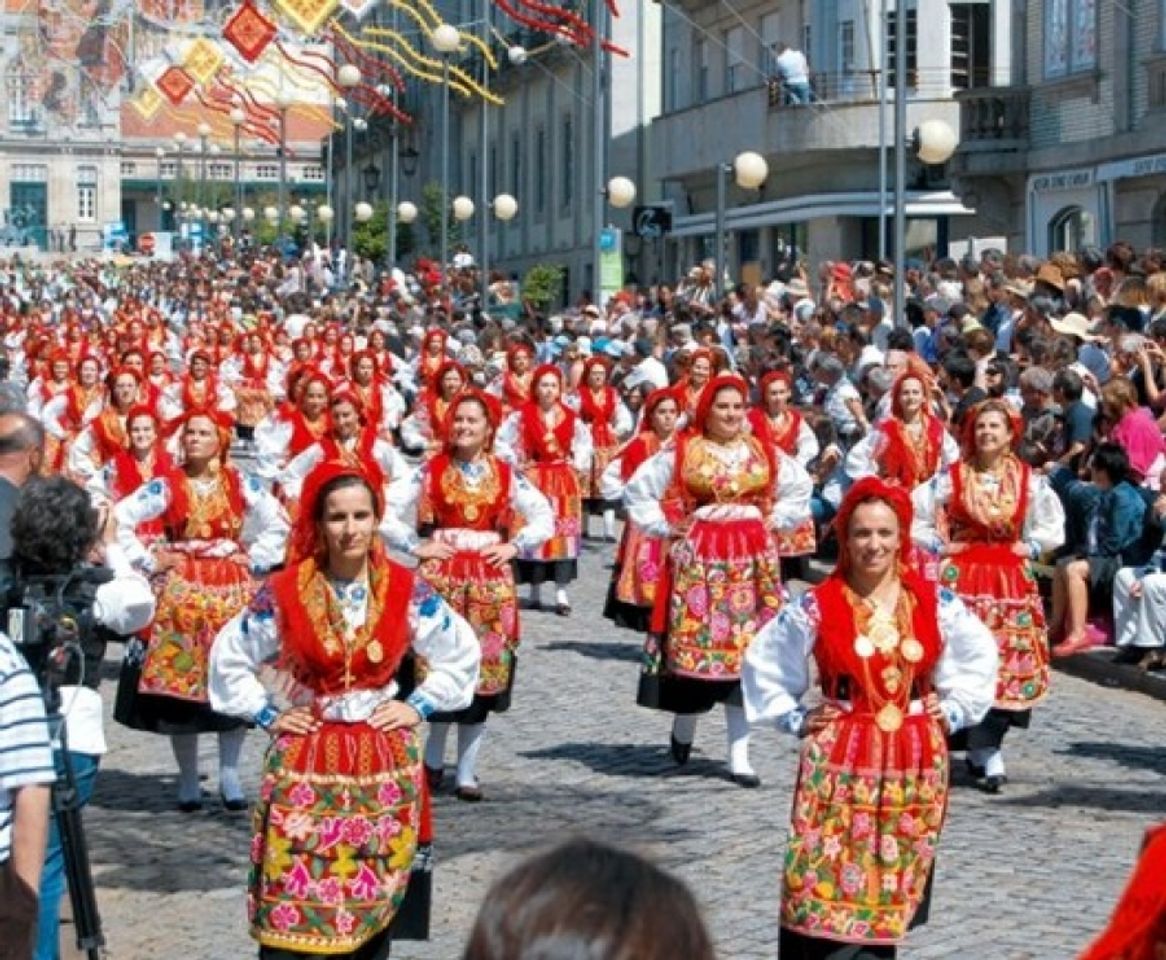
[209,162,231,179]
[951,3,992,90]
[839,20,855,74]
[760,12,781,74]
[302,166,324,181]
[560,115,573,208]
[11,163,47,182]
[256,164,279,179]
[121,161,137,176]
[803,24,812,62]
[534,127,546,214]
[693,38,709,102]
[160,161,177,177]
[725,26,747,94]
[667,47,681,110]
[1048,205,1096,252]
[6,71,38,130]
[1044,0,1096,78]
[77,166,98,222]
[510,131,521,199]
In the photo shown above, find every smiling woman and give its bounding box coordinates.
[743,477,998,960]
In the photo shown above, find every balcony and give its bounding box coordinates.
[954,86,1029,152]
[651,79,959,184]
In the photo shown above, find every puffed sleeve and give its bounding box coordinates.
[911,471,953,554]
[509,470,554,554]
[209,583,282,720]
[216,380,238,413]
[494,412,523,465]
[844,431,880,482]
[613,401,634,439]
[940,431,961,471]
[277,442,325,501]
[66,426,99,483]
[379,460,422,555]
[253,416,293,481]
[382,387,406,430]
[571,418,594,472]
[403,579,480,718]
[770,452,813,532]
[795,420,820,467]
[239,474,290,572]
[41,394,69,441]
[93,545,156,635]
[624,449,676,538]
[742,591,818,729]
[599,452,626,502]
[932,586,998,733]
[114,477,171,571]
[1023,472,1067,556]
[399,410,431,452]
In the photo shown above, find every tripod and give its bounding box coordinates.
[45,689,104,959]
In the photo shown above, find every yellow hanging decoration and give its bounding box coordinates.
[358,25,502,104]
[274,0,341,38]
[132,87,164,121]
[184,37,225,85]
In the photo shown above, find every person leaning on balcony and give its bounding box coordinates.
[775,43,812,105]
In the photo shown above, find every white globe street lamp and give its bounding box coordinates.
[452,195,475,221]
[316,204,335,223]
[431,23,461,54]
[508,46,528,66]
[263,205,278,223]
[915,119,959,165]
[733,151,769,190]
[289,204,305,223]
[492,193,518,221]
[337,64,362,89]
[606,176,636,209]
[242,207,255,222]
[397,201,418,224]
[354,201,374,223]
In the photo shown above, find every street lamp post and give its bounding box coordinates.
[478,0,493,306]
[197,122,211,215]
[230,107,246,240]
[590,0,607,306]
[431,23,461,286]
[713,151,768,300]
[154,146,165,230]
[337,64,362,264]
[275,89,294,243]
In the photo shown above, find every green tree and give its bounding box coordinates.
[523,262,565,310]
[420,180,462,257]
[353,201,388,263]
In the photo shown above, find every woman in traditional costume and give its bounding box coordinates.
[41,355,104,474]
[749,370,821,567]
[88,404,174,544]
[601,387,682,632]
[26,349,71,421]
[911,399,1065,792]
[569,357,632,541]
[401,361,466,458]
[348,350,406,440]
[225,331,282,444]
[66,366,145,485]
[209,461,479,959]
[160,348,238,426]
[413,327,451,391]
[488,341,536,415]
[743,477,998,960]
[114,410,289,811]
[624,374,811,785]
[676,347,715,427]
[496,365,593,616]
[390,390,553,801]
[255,370,332,482]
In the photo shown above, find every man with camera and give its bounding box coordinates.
[2,476,155,960]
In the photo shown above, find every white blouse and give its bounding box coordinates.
[208,574,480,723]
[910,467,1066,558]
[844,423,961,485]
[742,585,998,734]
[277,436,412,505]
[495,409,594,474]
[114,470,289,574]
[385,457,555,557]
[623,443,813,539]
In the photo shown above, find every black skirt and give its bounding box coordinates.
[429,658,517,725]
[602,570,652,633]
[514,558,578,586]
[636,672,742,715]
[113,639,245,736]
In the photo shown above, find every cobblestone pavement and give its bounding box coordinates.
[84,541,1166,960]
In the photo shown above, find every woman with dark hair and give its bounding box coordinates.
[675,346,715,426]
[911,399,1065,792]
[400,361,466,457]
[744,477,997,960]
[496,364,593,615]
[41,355,104,474]
[348,349,406,439]
[461,838,715,960]
[601,387,681,632]
[624,374,811,785]
[65,366,147,485]
[114,409,289,811]
[389,389,552,800]
[569,356,632,541]
[210,462,479,959]
[255,369,333,482]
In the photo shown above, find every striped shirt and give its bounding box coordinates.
[0,632,54,865]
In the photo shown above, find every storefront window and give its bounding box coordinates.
[1045,0,1096,79]
[1048,205,1096,252]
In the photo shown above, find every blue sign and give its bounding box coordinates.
[599,227,619,253]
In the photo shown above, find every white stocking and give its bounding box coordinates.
[425,722,452,771]
[218,728,247,801]
[725,704,754,776]
[602,509,616,539]
[171,733,201,803]
[671,713,698,746]
[456,723,486,788]
[555,587,569,607]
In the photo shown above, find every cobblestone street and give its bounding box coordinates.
[84,542,1166,960]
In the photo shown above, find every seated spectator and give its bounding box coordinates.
[1112,481,1166,671]
[1018,367,1060,467]
[461,838,715,960]
[1103,378,1166,488]
[938,351,985,430]
[1052,368,1094,472]
[1048,444,1147,656]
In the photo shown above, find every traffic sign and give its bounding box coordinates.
[632,205,672,239]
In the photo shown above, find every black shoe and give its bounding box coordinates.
[670,735,692,766]
[731,772,762,789]
[455,783,483,802]
[424,764,445,791]
[979,774,1007,794]
[965,757,986,780]
[177,798,203,813]
[1112,646,1146,665]
[220,792,248,812]
[555,602,571,617]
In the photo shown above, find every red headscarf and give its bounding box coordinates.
[447,388,503,441]
[638,386,680,435]
[174,406,235,462]
[691,373,750,435]
[288,460,385,567]
[758,369,793,400]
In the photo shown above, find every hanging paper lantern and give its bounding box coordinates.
[223,0,278,63]
[156,65,196,107]
[274,0,340,37]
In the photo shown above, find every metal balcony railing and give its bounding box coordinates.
[955,86,1029,147]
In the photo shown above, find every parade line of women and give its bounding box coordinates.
[60,334,1060,959]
